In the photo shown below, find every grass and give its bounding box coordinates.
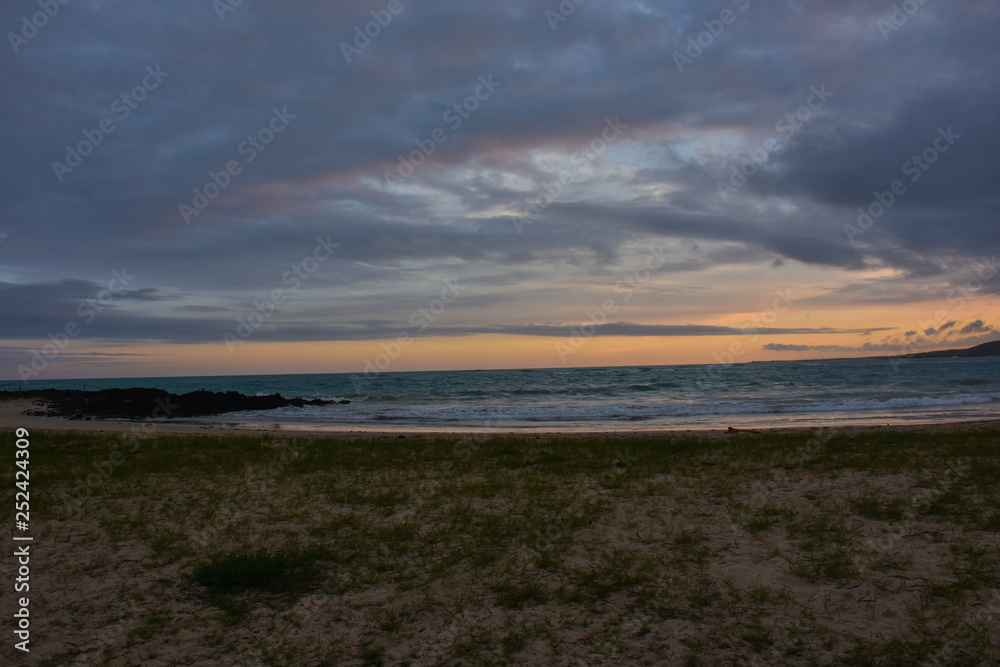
[785,511,860,582]
[492,580,550,608]
[850,493,908,521]
[14,426,1000,665]
[190,548,324,597]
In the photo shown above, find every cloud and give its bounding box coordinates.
[1,0,998,369]
[763,344,810,352]
[764,320,999,355]
[960,319,993,335]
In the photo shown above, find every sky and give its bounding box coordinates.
[1,0,998,381]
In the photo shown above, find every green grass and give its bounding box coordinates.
[850,493,908,521]
[190,547,326,599]
[492,581,550,608]
[14,426,1000,665]
[785,512,860,582]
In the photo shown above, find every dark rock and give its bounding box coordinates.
[0,387,349,420]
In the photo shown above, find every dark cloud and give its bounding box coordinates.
[762,344,810,352]
[0,275,884,346]
[960,320,993,335]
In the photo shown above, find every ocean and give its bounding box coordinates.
[5,356,1000,432]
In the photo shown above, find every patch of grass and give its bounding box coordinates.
[850,493,908,522]
[566,548,655,603]
[745,584,788,606]
[359,639,385,666]
[686,576,721,609]
[923,541,1000,602]
[786,511,860,582]
[788,548,858,582]
[190,547,324,597]
[148,526,196,564]
[501,630,528,655]
[842,635,945,666]
[918,486,983,524]
[980,510,1000,531]
[378,609,404,633]
[212,596,252,625]
[452,627,495,662]
[740,618,776,654]
[128,609,173,641]
[682,650,704,667]
[492,581,550,609]
[669,527,711,568]
[859,544,911,574]
[732,502,793,534]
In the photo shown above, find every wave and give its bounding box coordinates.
[224,391,1000,425]
[627,382,680,391]
[340,394,400,401]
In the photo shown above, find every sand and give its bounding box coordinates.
[2,400,999,665]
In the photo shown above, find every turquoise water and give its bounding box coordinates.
[4,356,1000,431]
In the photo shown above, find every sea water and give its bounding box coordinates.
[4,356,1000,432]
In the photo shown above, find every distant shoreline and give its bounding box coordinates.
[783,339,1000,363]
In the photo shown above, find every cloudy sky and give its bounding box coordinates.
[1,0,998,381]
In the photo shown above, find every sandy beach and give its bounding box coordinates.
[2,401,999,665]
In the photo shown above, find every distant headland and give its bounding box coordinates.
[877,340,1000,360]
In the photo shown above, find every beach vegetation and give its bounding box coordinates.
[23,427,1000,664]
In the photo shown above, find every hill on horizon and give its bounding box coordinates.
[892,340,1000,359]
